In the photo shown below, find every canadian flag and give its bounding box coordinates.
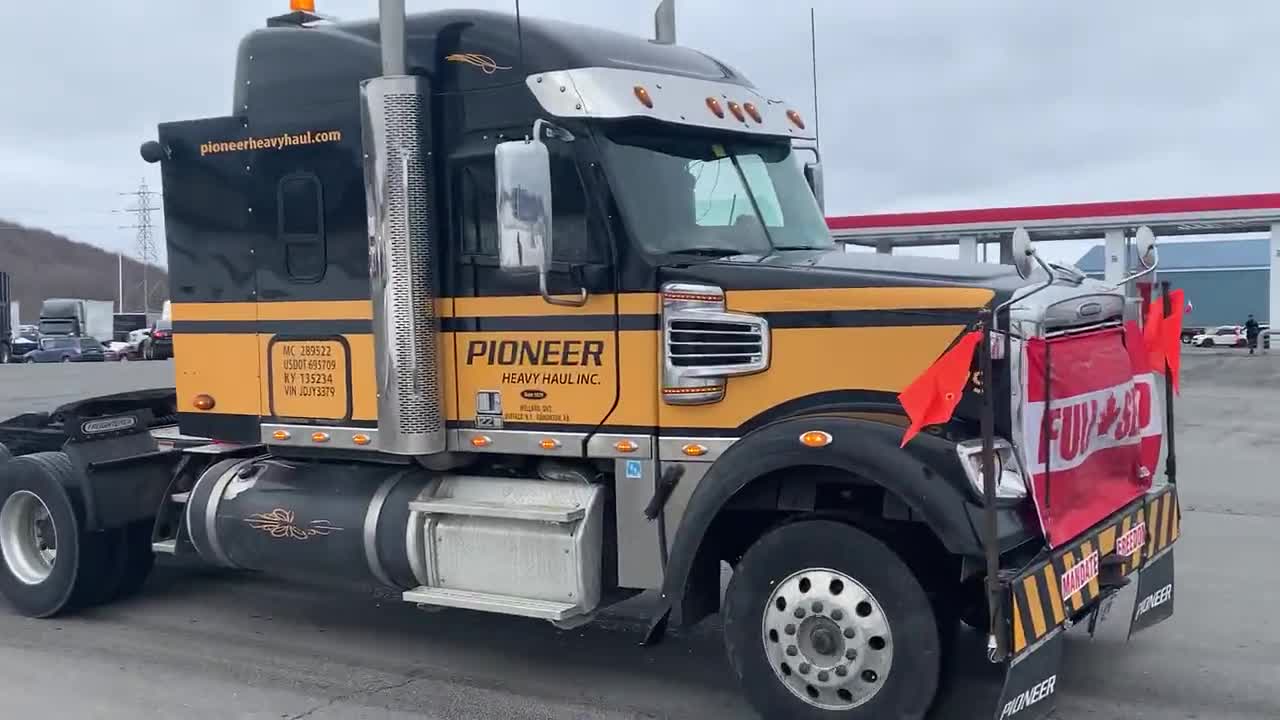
[1021,324,1161,547]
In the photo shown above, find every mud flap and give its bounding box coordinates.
[1128,548,1175,638]
[992,630,1064,720]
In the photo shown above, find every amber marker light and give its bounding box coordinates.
[311,431,330,443]
[614,439,639,453]
[634,85,654,108]
[727,101,746,122]
[743,102,763,123]
[352,433,372,446]
[706,97,725,119]
[682,443,709,457]
[470,435,492,448]
[800,430,833,448]
[786,109,806,129]
[290,0,316,11]
[272,429,291,441]
[192,394,216,411]
[539,438,562,450]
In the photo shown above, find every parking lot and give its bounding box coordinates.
[0,349,1276,719]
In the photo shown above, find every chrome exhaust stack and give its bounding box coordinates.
[359,1,446,455]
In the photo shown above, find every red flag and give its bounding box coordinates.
[1161,289,1185,394]
[1143,295,1166,373]
[898,331,983,447]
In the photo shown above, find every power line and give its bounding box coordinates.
[119,178,162,314]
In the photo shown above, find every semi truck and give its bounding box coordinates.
[37,298,114,343]
[0,3,1183,719]
[112,312,151,343]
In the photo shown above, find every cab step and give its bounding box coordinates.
[407,498,583,523]
[402,586,582,621]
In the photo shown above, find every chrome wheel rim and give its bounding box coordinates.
[762,568,893,711]
[0,491,58,585]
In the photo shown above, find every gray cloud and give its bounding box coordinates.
[1,1,1275,265]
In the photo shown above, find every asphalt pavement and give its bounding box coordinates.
[0,350,1276,719]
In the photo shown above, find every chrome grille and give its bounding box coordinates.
[667,319,765,367]
[661,282,770,406]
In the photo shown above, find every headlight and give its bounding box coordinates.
[955,438,1028,501]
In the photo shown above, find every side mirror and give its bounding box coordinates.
[1116,225,1159,288]
[1135,225,1158,269]
[803,160,825,213]
[494,123,588,307]
[495,136,553,272]
[1010,226,1034,279]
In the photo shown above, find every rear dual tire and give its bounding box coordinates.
[723,520,940,720]
[0,452,154,617]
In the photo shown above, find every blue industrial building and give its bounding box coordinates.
[1075,238,1270,326]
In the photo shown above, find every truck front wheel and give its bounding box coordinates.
[723,519,940,720]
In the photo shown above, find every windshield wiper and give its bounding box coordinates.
[667,247,750,257]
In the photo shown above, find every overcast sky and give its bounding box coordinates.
[2,0,1277,265]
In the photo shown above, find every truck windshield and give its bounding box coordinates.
[601,128,833,257]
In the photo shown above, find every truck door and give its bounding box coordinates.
[447,133,620,443]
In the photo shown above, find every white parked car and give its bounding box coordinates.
[1191,325,1246,348]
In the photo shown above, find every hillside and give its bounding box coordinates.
[0,220,168,323]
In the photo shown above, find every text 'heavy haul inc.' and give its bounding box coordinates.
[0,3,1184,719]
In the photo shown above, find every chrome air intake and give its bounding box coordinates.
[360,75,446,455]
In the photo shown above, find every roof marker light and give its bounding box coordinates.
[706,97,725,119]
[634,85,654,109]
[786,109,806,129]
[727,101,746,122]
[743,102,763,123]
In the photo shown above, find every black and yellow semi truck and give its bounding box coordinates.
[0,3,1182,719]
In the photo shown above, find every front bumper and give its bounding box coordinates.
[1006,482,1180,658]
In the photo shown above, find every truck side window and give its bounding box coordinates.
[547,147,594,264]
[456,146,599,265]
[278,173,326,282]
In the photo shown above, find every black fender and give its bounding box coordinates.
[649,414,987,636]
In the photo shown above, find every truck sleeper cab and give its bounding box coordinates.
[0,7,1181,720]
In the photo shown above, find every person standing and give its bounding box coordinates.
[1244,314,1261,355]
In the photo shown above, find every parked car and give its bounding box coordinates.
[1191,325,1246,348]
[9,326,40,362]
[104,341,137,361]
[1180,326,1206,345]
[23,336,105,363]
[139,318,172,360]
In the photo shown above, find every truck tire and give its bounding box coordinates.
[723,520,940,720]
[0,452,113,617]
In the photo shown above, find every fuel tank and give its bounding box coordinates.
[185,456,432,590]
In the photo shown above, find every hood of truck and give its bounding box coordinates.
[657,247,1031,440]
[668,248,1030,305]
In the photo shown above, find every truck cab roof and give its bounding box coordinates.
[235,9,752,113]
